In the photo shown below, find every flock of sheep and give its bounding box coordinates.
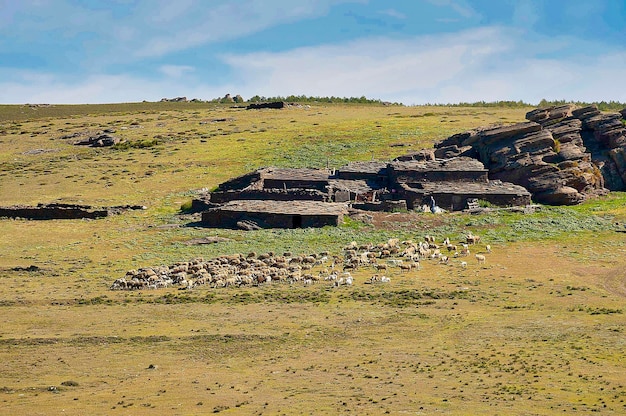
[110,232,489,291]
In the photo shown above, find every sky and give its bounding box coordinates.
[0,0,624,104]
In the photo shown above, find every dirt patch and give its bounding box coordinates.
[581,266,626,298]
[367,210,449,230]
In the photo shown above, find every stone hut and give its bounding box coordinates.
[201,200,347,229]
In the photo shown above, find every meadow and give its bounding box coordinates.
[0,101,624,415]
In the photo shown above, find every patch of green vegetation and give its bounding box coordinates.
[179,199,194,213]
[465,203,616,243]
[226,290,331,304]
[113,139,160,150]
[569,305,623,315]
[76,296,113,305]
[340,288,474,307]
[340,216,370,230]
[152,293,216,304]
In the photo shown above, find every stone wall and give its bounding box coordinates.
[208,188,327,204]
[201,209,342,229]
[0,203,144,220]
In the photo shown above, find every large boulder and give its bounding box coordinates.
[394,149,436,161]
[74,133,121,147]
[533,186,585,205]
[433,145,477,159]
[526,104,575,126]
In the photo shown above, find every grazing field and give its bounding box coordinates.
[0,102,624,415]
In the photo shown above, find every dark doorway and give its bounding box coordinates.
[292,215,302,228]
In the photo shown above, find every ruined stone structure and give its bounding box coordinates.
[196,158,530,229]
[0,203,146,220]
[201,200,347,229]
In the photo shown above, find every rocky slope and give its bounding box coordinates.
[434,104,626,205]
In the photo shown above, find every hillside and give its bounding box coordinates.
[0,102,624,415]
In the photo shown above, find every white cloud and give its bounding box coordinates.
[1,27,625,105]
[0,71,225,104]
[219,27,626,105]
[134,0,357,58]
[0,0,360,63]
[221,27,509,101]
[159,65,195,78]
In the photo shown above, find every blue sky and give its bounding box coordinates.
[1,0,624,104]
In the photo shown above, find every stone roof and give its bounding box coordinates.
[209,200,348,216]
[337,161,388,175]
[390,157,487,173]
[328,179,380,194]
[404,180,531,195]
[263,168,331,182]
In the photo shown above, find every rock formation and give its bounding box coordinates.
[74,133,121,147]
[435,104,626,205]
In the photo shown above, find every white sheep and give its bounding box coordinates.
[475,254,486,264]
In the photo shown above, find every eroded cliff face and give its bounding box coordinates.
[435,104,626,205]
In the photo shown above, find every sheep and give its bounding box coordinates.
[486,244,491,253]
[110,278,127,290]
[344,241,358,250]
[380,276,391,283]
[466,233,481,245]
[460,261,467,268]
[475,254,486,264]
[366,274,380,284]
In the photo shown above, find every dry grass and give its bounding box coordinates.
[0,103,625,415]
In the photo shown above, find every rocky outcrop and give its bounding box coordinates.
[160,97,187,102]
[394,149,435,161]
[246,101,287,110]
[435,104,626,205]
[74,133,121,147]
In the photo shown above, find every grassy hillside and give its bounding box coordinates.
[0,102,624,415]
